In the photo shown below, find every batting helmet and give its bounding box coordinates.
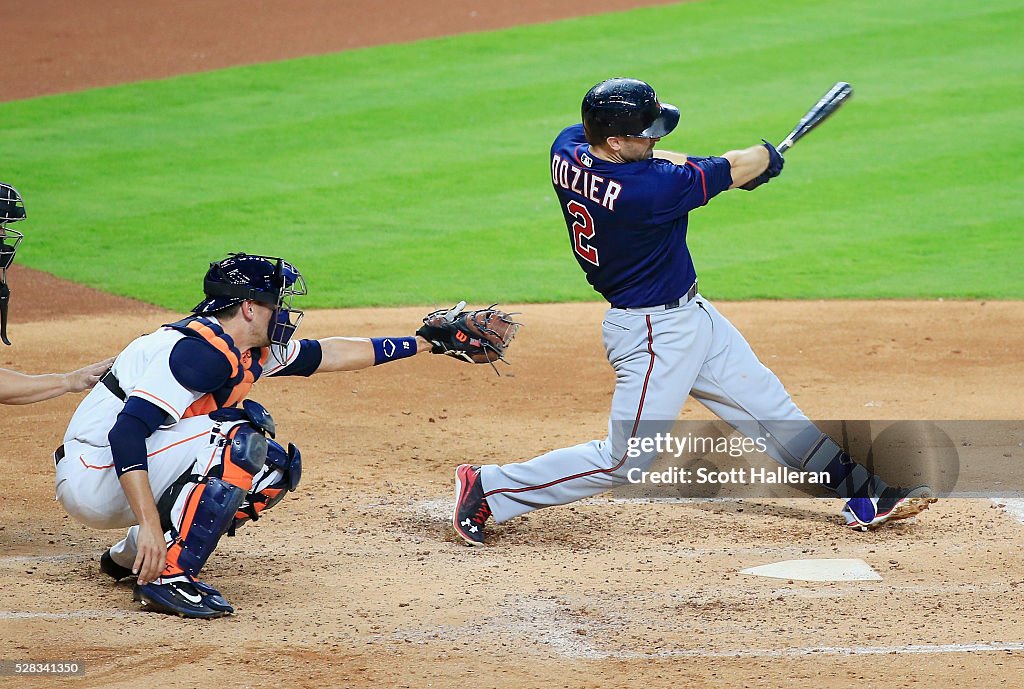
[581,78,680,144]
[193,253,307,346]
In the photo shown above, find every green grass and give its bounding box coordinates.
[1,0,1021,308]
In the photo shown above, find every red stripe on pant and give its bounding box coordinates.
[483,315,656,498]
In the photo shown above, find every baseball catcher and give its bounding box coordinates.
[55,252,517,618]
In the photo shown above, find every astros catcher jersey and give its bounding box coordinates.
[550,124,733,308]
[63,316,319,448]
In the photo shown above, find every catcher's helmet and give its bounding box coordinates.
[581,78,680,143]
[0,182,26,271]
[193,253,306,346]
[1,182,26,346]
[0,182,26,225]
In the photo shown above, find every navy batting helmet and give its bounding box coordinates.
[193,253,307,346]
[581,78,680,144]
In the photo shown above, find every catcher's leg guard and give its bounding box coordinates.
[229,439,301,535]
[166,476,247,576]
[139,421,268,618]
[159,422,269,579]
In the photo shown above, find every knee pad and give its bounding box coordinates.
[224,422,269,477]
[267,439,302,491]
[228,440,302,535]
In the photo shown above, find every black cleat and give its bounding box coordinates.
[99,549,133,581]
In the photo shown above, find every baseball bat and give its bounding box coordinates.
[776,81,853,153]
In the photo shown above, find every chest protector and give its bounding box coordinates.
[164,316,269,418]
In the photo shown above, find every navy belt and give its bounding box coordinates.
[613,280,698,311]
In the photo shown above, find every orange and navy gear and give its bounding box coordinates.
[165,316,269,418]
[159,421,269,579]
[229,439,301,535]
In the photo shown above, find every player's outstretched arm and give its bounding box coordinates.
[315,336,433,373]
[724,140,784,190]
[722,144,771,188]
[0,356,113,405]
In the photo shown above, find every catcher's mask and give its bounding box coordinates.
[192,253,306,347]
[582,77,680,144]
[0,181,27,346]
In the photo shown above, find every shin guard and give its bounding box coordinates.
[161,421,269,577]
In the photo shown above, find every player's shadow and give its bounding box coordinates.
[681,498,838,525]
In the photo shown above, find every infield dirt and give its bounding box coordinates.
[2,3,1022,688]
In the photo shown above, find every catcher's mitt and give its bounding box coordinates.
[416,301,520,371]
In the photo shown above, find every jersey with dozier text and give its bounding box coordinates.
[550,124,732,308]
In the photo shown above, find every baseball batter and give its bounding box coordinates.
[453,78,935,545]
[56,252,451,618]
[0,181,112,402]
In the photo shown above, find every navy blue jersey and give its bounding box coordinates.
[550,124,733,308]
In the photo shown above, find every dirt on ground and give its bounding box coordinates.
[2,3,1022,689]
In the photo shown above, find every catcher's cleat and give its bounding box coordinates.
[103,549,234,613]
[841,486,937,531]
[453,464,491,547]
[100,549,133,581]
[134,573,230,619]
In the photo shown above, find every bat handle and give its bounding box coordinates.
[776,139,793,154]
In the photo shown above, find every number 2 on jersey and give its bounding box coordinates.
[567,200,599,267]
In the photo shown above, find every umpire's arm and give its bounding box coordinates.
[0,357,112,405]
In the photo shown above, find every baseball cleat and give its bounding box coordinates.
[104,550,234,613]
[453,464,491,547]
[192,580,235,614]
[841,485,937,531]
[99,549,133,581]
[134,573,230,619]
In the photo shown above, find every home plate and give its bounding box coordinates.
[740,558,882,582]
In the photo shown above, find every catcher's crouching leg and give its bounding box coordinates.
[229,438,302,535]
[136,414,272,619]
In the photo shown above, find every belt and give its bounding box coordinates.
[612,280,698,311]
[56,370,124,466]
[101,370,126,401]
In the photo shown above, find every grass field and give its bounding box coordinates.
[1,0,1021,308]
